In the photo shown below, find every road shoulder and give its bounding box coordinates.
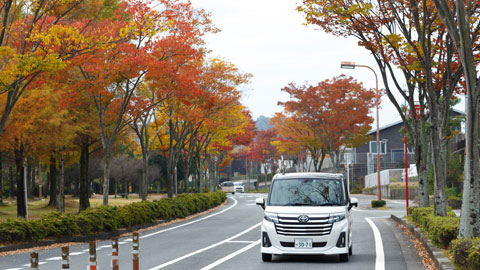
[384,218,426,270]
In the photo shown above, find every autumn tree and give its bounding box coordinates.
[298,0,467,213]
[432,0,480,237]
[251,129,280,184]
[128,3,213,200]
[271,112,321,172]
[279,75,375,172]
[0,0,122,137]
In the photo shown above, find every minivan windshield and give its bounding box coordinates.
[269,178,345,206]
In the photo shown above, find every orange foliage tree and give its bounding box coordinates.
[279,75,375,172]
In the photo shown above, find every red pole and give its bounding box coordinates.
[133,233,139,270]
[404,111,409,216]
[112,237,119,270]
[89,242,97,270]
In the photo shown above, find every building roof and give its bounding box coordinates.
[367,108,465,135]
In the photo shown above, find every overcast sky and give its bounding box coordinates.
[189,0,465,128]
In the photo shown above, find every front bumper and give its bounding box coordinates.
[260,219,349,255]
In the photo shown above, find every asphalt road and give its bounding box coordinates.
[0,194,425,270]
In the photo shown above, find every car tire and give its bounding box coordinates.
[232,192,235,194]
[262,253,272,262]
[349,245,352,255]
[339,253,349,262]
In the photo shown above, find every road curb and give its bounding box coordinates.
[0,219,167,253]
[391,214,454,270]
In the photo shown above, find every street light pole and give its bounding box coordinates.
[341,61,381,200]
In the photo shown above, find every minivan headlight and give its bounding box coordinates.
[264,212,279,224]
[328,213,346,224]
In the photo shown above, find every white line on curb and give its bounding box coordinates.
[200,239,261,270]
[148,222,261,270]
[366,218,385,270]
[141,197,238,239]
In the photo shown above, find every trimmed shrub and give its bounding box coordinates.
[371,200,386,208]
[452,238,480,270]
[0,191,226,244]
[427,216,459,249]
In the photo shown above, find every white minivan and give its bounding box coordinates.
[256,172,358,262]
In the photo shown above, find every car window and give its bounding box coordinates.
[223,182,234,187]
[269,178,345,206]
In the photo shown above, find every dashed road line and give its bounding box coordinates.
[148,222,261,270]
[200,239,261,270]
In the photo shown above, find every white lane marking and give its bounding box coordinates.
[200,239,261,270]
[141,197,238,239]
[82,249,89,252]
[366,218,385,270]
[148,222,261,270]
[352,208,404,212]
[6,268,23,270]
[226,240,255,244]
[46,257,62,260]
[119,241,127,245]
[69,252,85,256]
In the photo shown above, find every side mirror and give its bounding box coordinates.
[256,197,265,209]
[349,197,358,210]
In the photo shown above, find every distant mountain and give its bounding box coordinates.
[256,115,272,131]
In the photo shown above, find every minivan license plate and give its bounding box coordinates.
[294,238,312,249]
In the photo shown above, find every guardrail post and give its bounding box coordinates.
[62,246,70,269]
[112,237,119,270]
[89,241,97,270]
[132,233,139,270]
[30,252,39,270]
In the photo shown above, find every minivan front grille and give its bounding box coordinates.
[275,214,332,236]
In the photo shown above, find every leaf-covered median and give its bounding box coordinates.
[0,191,226,244]
[409,207,480,270]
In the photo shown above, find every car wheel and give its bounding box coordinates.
[339,253,349,262]
[349,245,352,255]
[262,253,272,262]
[232,192,235,194]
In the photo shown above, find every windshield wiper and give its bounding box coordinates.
[284,203,313,206]
[315,203,338,206]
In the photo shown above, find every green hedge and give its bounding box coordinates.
[408,206,459,249]
[451,238,480,270]
[371,200,386,208]
[0,191,226,243]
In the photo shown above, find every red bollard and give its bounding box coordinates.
[30,252,39,270]
[132,233,139,270]
[61,246,70,269]
[89,242,97,270]
[112,237,119,270]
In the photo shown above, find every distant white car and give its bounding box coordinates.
[222,181,235,194]
[234,182,245,193]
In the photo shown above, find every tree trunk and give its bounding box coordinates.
[15,144,27,218]
[430,125,447,216]
[9,165,15,198]
[102,150,111,205]
[27,159,33,199]
[140,151,149,201]
[38,161,43,198]
[458,88,480,237]
[57,151,65,213]
[0,152,3,204]
[79,144,90,211]
[48,156,57,207]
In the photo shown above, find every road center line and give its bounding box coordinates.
[141,197,238,239]
[366,218,385,270]
[200,239,261,270]
[148,222,261,270]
